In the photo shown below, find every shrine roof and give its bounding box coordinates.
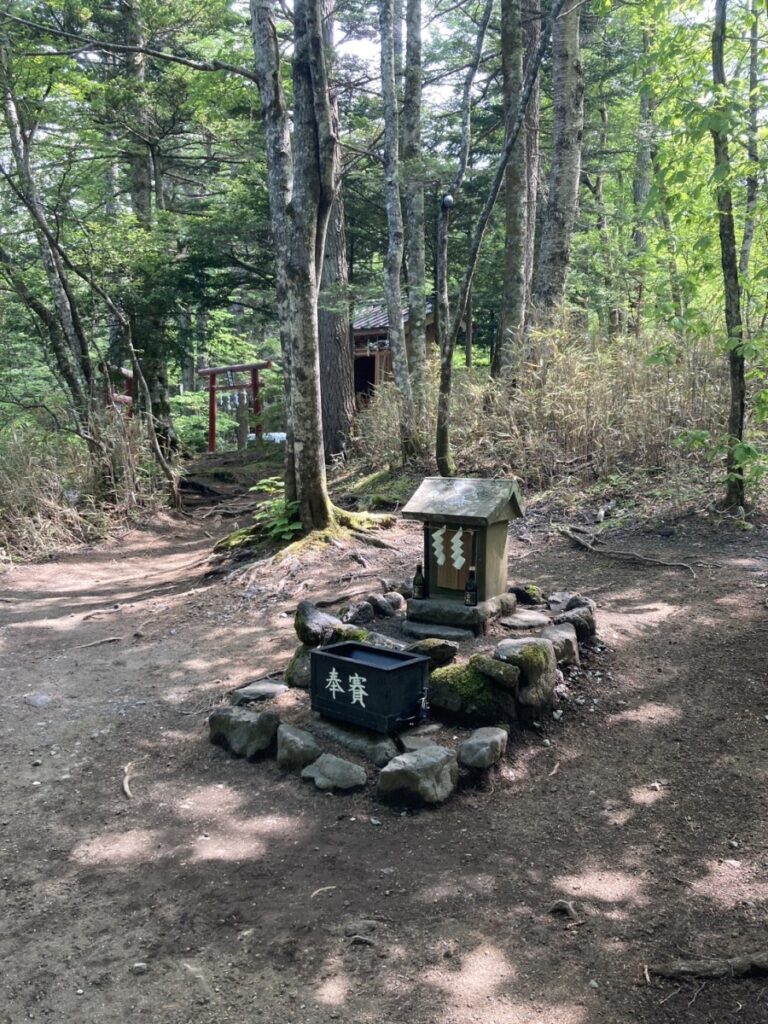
[401,477,524,527]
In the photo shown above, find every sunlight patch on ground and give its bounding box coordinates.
[72,828,163,865]
[554,867,647,906]
[423,944,516,1005]
[603,806,634,826]
[173,783,246,818]
[605,701,681,727]
[186,813,303,863]
[314,973,350,1006]
[628,784,667,806]
[691,859,768,908]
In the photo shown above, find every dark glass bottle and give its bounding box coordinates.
[464,566,478,607]
[413,562,425,599]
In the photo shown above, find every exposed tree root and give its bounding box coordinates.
[649,951,768,980]
[556,525,698,578]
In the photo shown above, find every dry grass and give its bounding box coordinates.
[0,418,165,563]
[351,332,757,493]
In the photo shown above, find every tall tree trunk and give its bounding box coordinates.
[529,2,584,325]
[739,0,759,305]
[630,34,652,336]
[319,191,354,460]
[435,0,494,475]
[434,0,566,476]
[496,0,526,377]
[318,0,354,461]
[379,0,414,447]
[250,0,335,529]
[402,0,427,422]
[711,0,746,508]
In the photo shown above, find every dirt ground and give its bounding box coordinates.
[2,478,768,1024]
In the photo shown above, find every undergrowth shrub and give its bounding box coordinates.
[351,332,766,492]
[0,417,164,563]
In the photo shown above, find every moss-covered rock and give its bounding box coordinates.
[494,637,557,717]
[429,663,497,719]
[294,600,369,647]
[407,637,459,668]
[285,644,312,688]
[509,583,547,607]
[469,654,521,691]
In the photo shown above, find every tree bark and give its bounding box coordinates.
[250,0,336,529]
[402,0,427,421]
[319,191,355,460]
[318,0,354,462]
[529,1,584,324]
[711,0,746,509]
[379,0,414,445]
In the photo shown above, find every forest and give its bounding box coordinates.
[1,0,766,556]
[4,5,768,1024]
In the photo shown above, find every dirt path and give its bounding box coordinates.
[1,510,767,1024]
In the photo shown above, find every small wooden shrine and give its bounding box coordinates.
[402,478,524,631]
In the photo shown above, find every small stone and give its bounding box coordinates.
[553,607,596,642]
[24,693,52,708]
[547,591,574,613]
[230,681,289,705]
[365,593,395,618]
[589,979,599,989]
[728,839,740,849]
[285,644,312,688]
[382,591,406,613]
[365,632,408,651]
[458,727,508,769]
[552,709,563,721]
[508,584,547,607]
[494,637,557,715]
[565,594,597,613]
[469,654,521,691]
[130,963,149,975]
[342,601,376,625]
[311,719,398,767]
[377,745,458,805]
[540,623,580,667]
[405,637,459,668]
[370,817,382,826]
[294,601,346,646]
[208,707,279,759]
[31,781,42,787]
[32,759,42,767]
[276,724,322,771]
[301,753,367,792]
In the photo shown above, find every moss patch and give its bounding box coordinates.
[429,663,496,716]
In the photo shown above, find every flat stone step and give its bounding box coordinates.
[401,620,474,642]
[500,610,552,630]
[230,680,288,705]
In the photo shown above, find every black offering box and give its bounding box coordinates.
[310,642,429,734]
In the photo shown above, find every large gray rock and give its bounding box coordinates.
[401,620,474,642]
[276,724,322,770]
[406,638,459,668]
[301,753,367,791]
[508,583,547,607]
[294,601,345,646]
[540,623,580,666]
[553,606,596,641]
[377,746,458,805]
[285,644,312,688]
[494,637,557,715]
[208,708,279,759]
[311,718,398,767]
[458,727,508,769]
[231,680,288,705]
[294,601,368,647]
[565,594,596,613]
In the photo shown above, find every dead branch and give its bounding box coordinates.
[649,951,768,980]
[71,635,124,649]
[556,526,698,578]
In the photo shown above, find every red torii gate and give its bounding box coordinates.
[198,361,271,453]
